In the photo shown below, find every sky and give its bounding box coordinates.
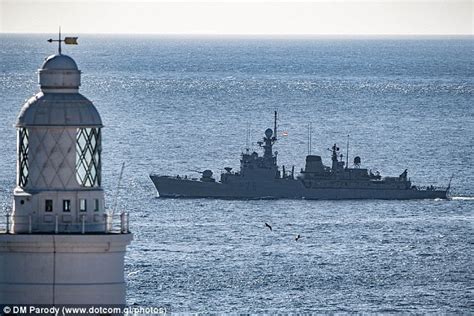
[0,0,472,35]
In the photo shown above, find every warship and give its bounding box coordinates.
[150,112,449,200]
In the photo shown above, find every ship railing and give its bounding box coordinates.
[412,185,447,191]
[0,212,130,234]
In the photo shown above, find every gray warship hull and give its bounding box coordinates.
[151,112,450,201]
[150,175,448,200]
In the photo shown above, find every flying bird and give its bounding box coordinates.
[264,222,272,231]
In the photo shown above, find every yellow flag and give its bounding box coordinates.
[64,37,78,45]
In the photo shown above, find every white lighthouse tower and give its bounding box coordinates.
[0,35,132,306]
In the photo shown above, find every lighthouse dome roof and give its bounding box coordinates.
[38,54,81,92]
[41,54,79,70]
[17,92,102,127]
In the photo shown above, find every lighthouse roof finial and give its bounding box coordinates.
[47,27,78,55]
[43,28,79,71]
[40,29,81,91]
[59,26,62,54]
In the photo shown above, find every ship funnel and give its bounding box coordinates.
[305,155,325,174]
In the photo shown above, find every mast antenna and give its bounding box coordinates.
[273,111,278,142]
[446,173,454,194]
[307,123,313,155]
[245,122,250,151]
[346,135,349,169]
[306,123,311,156]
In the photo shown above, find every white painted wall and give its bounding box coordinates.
[0,234,132,305]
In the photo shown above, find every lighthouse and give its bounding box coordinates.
[0,35,132,306]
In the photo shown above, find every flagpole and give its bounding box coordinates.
[58,26,62,55]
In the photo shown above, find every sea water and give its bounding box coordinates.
[0,35,472,313]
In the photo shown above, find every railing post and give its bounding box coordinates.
[104,214,108,233]
[120,212,125,233]
[126,213,130,233]
[81,215,85,234]
[6,214,9,234]
[108,213,113,232]
[28,215,32,234]
[55,215,59,234]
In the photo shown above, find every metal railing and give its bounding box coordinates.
[1,212,130,234]
[412,185,447,191]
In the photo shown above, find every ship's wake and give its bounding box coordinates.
[449,196,474,201]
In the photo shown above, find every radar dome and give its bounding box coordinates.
[202,170,213,178]
[265,128,273,138]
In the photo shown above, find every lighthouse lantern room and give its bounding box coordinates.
[13,51,105,233]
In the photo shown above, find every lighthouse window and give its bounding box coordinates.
[18,128,29,187]
[76,128,101,187]
[63,200,71,212]
[94,199,100,212]
[79,199,87,212]
[45,200,53,212]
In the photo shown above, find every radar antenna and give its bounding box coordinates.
[353,156,361,167]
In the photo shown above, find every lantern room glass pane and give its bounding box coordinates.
[18,128,29,187]
[76,128,101,187]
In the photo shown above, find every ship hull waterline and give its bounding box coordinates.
[150,175,448,200]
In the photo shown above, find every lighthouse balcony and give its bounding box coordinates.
[0,212,130,235]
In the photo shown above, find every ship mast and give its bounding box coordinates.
[331,143,339,171]
[308,123,312,155]
[245,122,250,152]
[261,112,278,165]
[345,135,349,169]
[273,111,277,142]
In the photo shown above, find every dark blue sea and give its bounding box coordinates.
[0,35,473,313]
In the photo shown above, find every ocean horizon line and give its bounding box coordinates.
[0,32,472,40]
